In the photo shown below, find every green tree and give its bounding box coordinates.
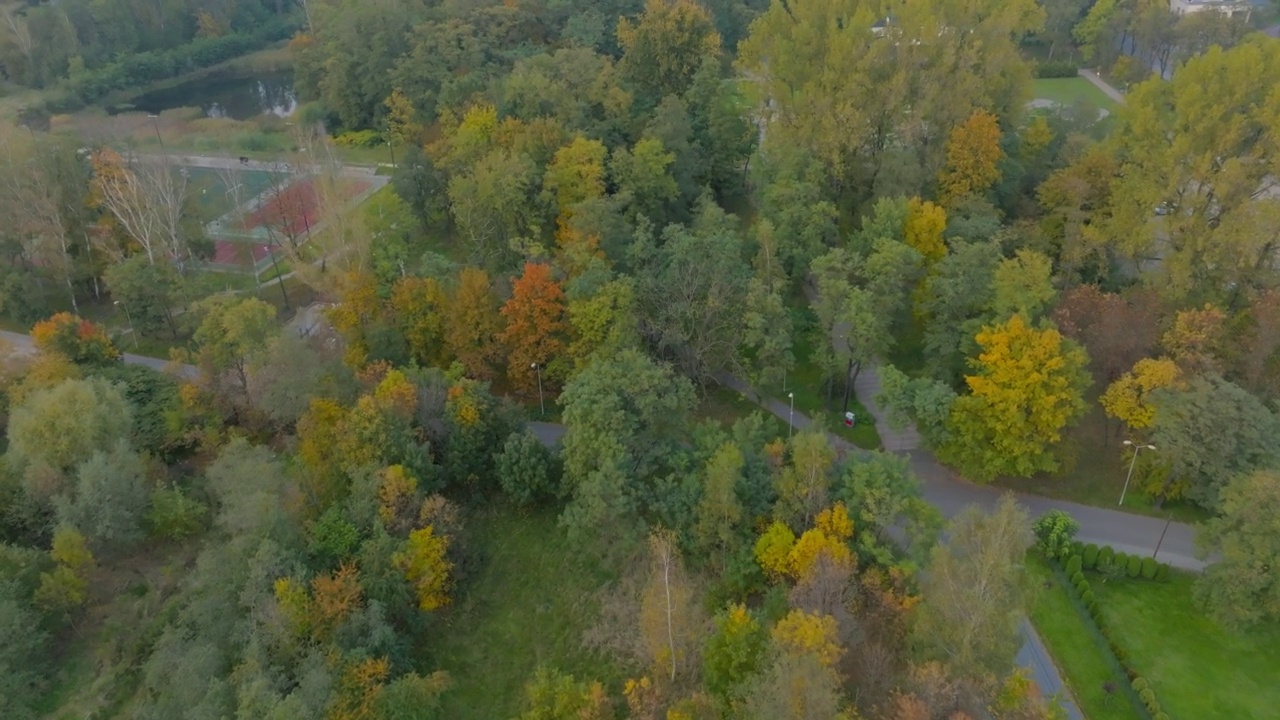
[447,150,538,269]
[616,0,722,105]
[559,350,695,539]
[190,294,278,406]
[916,240,1003,385]
[1095,39,1280,302]
[943,315,1090,481]
[694,441,745,559]
[991,249,1056,322]
[1150,375,1279,509]
[836,451,940,565]
[914,495,1033,680]
[34,525,95,615]
[566,277,641,369]
[610,138,679,223]
[56,439,148,554]
[703,603,767,702]
[8,377,132,502]
[637,212,752,383]
[739,0,1041,206]
[495,431,561,507]
[543,136,608,218]
[1196,470,1280,629]
[103,254,181,337]
[0,580,49,720]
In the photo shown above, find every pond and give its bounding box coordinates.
[110,70,297,120]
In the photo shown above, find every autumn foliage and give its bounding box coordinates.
[32,312,120,365]
[938,110,1005,206]
[498,262,569,394]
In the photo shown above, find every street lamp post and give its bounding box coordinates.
[531,362,545,417]
[114,300,138,350]
[147,114,164,152]
[1119,440,1156,506]
[788,391,795,441]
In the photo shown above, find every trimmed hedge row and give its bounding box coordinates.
[1077,542,1170,581]
[1055,551,1171,719]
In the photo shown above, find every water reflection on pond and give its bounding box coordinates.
[111,70,296,120]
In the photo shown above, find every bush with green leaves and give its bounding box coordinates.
[1070,570,1085,586]
[1139,688,1156,706]
[1140,556,1157,579]
[1155,563,1169,581]
[1132,677,1149,692]
[146,486,208,541]
[1126,554,1142,578]
[1033,510,1079,559]
[1065,554,1082,576]
[1082,543,1099,569]
[1097,545,1114,571]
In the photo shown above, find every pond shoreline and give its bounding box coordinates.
[102,45,294,112]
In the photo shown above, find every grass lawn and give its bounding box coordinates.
[1031,77,1119,112]
[1094,571,1280,720]
[697,383,788,438]
[429,505,625,719]
[1026,554,1140,720]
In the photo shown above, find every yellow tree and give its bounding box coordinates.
[389,276,448,368]
[542,137,607,218]
[443,267,502,380]
[904,198,948,318]
[34,526,95,614]
[770,609,844,668]
[1100,357,1184,434]
[327,271,384,369]
[944,315,1090,481]
[938,111,1005,207]
[395,526,453,612]
[903,198,948,268]
[1162,304,1227,375]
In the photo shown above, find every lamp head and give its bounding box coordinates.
[1123,440,1134,446]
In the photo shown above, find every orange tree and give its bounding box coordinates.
[498,262,569,395]
[31,312,120,365]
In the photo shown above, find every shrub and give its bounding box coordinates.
[1132,677,1149,692]
[1075,579,1089,596]
[1071,570,1085,586]
[1035,60,1079,78]
[1081,589,1095,604]
[1033,510,1079,559]
[1141,556,1157,579]
[1155,713,1170,720]
[1155,563,1169,581]
[1071,540,1084,556]
[1126,554,1142,578]
[1082,543,1099,569]
[1065,554,1083,576]
[1139,687,1156,706]
[1097,545,1114,570]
